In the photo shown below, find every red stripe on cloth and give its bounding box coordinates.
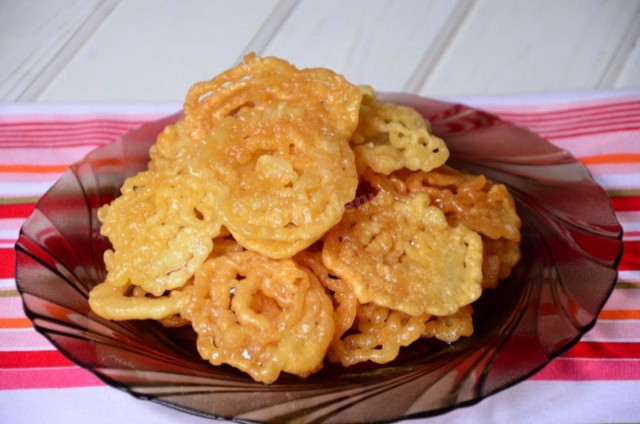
[0,367,104,390]
[611,195,640,212]
[494,100,640,119]
[0,119,149,129]
[1,130,131,143]
[562,341,640,359]
[532,358,640,381]
[542,125,640,140]
[515,116,640,135]
[0,248,16,279]
[0,350,74,368]
[618,240,640,271]
[0,124,135,134]
[1,141,110,149]
[500,109,640,130]
[0,203,35,219]
[0,123,143,134]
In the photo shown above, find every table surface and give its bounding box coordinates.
[1,1,640,424]
[1,0,639,102]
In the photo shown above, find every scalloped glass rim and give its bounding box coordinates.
[15,95,623,423]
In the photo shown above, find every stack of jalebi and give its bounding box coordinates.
[89,54,521,384]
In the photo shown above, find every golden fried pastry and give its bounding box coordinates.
[362,166,522,288]
[351,86,449,175]
[422,305,474,343]
[327,303,428,366]
[183,54,361,258]
[196,103,358,258]
[97,170,221,297]
[295,251,357,343]
[183,251,335,384]
[88,280,191,321]
[322,191,483,317]
[89,55,522,383]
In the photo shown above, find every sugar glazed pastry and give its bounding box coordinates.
[89,54,521,384]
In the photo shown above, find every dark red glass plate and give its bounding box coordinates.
[15,95,623,423]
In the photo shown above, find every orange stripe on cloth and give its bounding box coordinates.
[0,164,69,173]
[0,318,33,329]
[598,309,640,320]
[578,153,640,166]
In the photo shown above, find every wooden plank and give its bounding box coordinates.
[612,8,640,89]
[419,0,640,96]
[402,0,474,93]
[38,0,280,102]
[262,0,468,91]
[237,0,299,60]
[0,0,103,101]
[616,43,640,89]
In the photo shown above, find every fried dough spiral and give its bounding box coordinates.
[183,251,335,384]
[184,54,361,142]
[362,166,522,288]
[184,54,361,258]
[351,86,449,175]
[322,191,484,317]
[88,280,191,321]
[97,170,221,296]
[327,303,428,366]
[295,251,357,343]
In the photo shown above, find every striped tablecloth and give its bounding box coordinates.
[1,91,639,423]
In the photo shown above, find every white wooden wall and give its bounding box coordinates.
[2,0,639,102]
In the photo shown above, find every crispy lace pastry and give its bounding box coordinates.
[89,55,523,382]
[88,280,192,321]
[363,166,521,288]
[327,303,474,366]
[96,170,221,297]
[295,251,357,343]
[327,303,428,366]
[350,86,449,175]
[184,54,361,143]
[422,305,474,343]
[183,54,361,258]
[322,191,484,317]
[148,119,198,176]
[183,251,335,384]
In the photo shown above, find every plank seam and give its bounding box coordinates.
[16,0,120,102]
[402,0,476,93]
[599,3,640,88]
[236,0,299,62]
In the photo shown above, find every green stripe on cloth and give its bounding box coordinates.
[615,281,640,289]
[0,197,40,205]
[607,189,640,197]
